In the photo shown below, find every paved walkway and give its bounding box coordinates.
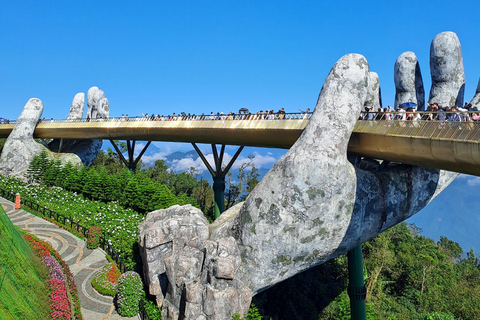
[1,197,137,320]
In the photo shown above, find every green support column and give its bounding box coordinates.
[347,245,367,320]
[213,176,225,217]
[192,143,244,219]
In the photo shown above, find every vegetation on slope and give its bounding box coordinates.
[254,222,480,320]
[0,205,50,320]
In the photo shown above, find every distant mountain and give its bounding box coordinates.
[407,175,480,255]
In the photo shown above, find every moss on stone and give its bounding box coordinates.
[312,218,324,227]
[301,235,316,243]
[307,187,325,200]
[318,228,329,239]
[272,255,292,266]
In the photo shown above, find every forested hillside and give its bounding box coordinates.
[254,222,480,320]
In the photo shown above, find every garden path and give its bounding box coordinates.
[0,197,137,320]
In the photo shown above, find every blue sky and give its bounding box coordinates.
[1,1,480,121]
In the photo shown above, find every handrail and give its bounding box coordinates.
[2,110,480,125]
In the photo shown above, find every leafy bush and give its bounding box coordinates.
[87,226,102,249]
[141,296,163,320]
[231,303,262,320]
[116,271,145,317]
[92,262,121,296]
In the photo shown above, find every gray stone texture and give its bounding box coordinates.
[48,88,108,166]
[87,86,105,119]
[67,92,85,120]
[229,53,369,292]
[364,72,382,111]
[0,98,47,176]
[469,78,480,109]
[394,51,425,110]
[138,205,251,320]
[429,31,465,107]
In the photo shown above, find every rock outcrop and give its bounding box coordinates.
[429,31,465,107]
[138,205,251,320]
[394,51,425,110]
[139,31,464,320]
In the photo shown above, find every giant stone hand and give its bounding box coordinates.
[139,31,465,320]
[0,86,109,177]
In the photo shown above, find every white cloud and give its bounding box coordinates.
[467,177,480,187]
[171,156,211,174]
[458,174,480,187]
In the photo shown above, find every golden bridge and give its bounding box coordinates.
[1,113,480,176]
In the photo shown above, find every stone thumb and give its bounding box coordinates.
[304,53,369,153]
[10,98,43,138]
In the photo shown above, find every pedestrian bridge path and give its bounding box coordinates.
[1,112,480,176]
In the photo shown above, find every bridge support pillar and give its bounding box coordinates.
[347,245,367,320]
[192,143,244,218]
[109,139,151,172]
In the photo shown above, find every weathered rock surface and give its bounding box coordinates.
[429,31,465,107]
[139,32,463,320]
[66,93,85,120]
[138,205,251,320]
[228,53,368,292]
[0,98,47,176]
[394,51,425,110]
[469,78,480,109]
[364,72,382,111]
[48,87,108,166]
[87,86,105,119]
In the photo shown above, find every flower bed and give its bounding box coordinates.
[22,234,83,320]
[87,226,102,249]
[92,262,121,296]
[0,175,143,269]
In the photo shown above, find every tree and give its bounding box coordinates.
[225,154,260,209]
[193,179,214,214]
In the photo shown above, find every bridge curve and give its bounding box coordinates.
[1,112,480,176]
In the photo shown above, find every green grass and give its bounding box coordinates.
[0,205,50,320]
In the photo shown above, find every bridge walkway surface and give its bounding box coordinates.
[0,197,137,320]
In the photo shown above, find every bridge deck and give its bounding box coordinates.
[1,118,480,176]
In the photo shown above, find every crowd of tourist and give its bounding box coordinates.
[116,107,310,122]
[360,102,480,122]
[2,103,480,124]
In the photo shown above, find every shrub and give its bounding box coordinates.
[92,263,121,296]
[87,226,102,249]
[141,296,163,320]
[116,271,145,317]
